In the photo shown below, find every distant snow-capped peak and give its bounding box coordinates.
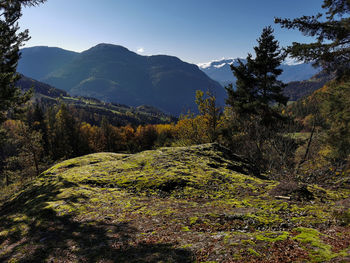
[198,58,245,69]
[283,57,304,66]
[199,57,305,69]
[198,57,319,85]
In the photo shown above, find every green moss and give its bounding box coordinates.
[255,231,289,242]
[0,230,9,237]
[189,216,198,225]
[247,248,261,257]
[181,226,190,232]
[40,145,266,200]
[1,144,350,262]
[12,215,29,223]
[292,227,341,262]
[241,239,255,245]
[181,244,193,249]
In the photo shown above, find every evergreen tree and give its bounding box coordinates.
[100,116,113,152]
[0,0,46,126]
[226,26,288,125]
[275,0,350,77]
[52,104,78,159]
[0,0,46,184]
[27,103,49,154]
[225,54,258,117]
[13,123,43,178]
[0,1,29,125]
[224,27,295,173]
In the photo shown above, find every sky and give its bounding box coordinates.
[19,0,325,64]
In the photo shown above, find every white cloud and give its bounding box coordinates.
[137,47,145,53]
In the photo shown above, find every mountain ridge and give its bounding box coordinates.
[18,44,225,115]
[18,46,79,80]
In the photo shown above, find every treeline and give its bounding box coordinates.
[0,99,220,185]
[36,95,176,127]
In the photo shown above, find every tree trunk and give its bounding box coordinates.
[5,172,9,186]
[33,152,39,177]
[295,121,316,175]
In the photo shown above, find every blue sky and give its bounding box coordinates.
[19,0,324,64]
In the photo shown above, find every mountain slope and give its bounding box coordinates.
[284,71,334,101]
[16,75,174,126]
[199,58,319,86]
[18,46,79,80]
[18,44,225,115]
[0,143,349,262]
[17,75,68,98]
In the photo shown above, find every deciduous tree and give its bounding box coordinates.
[195,90,221,142]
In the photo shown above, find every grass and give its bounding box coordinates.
[0,143,349,262]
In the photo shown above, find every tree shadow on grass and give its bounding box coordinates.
[0,178,195,262]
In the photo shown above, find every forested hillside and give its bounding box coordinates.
[284,71,334,101]
[17,75,175,127]
[18,44,225,115]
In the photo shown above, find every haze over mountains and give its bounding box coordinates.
[198,58,319,87]
[18,44,225,115]
[16,75,175,127]
[18,44,320,115]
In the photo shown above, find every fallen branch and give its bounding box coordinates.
[275,196,291,200]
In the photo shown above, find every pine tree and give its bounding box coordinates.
[275,0,350,77]
[0,0,46,185]
[0,0,46,126]
[27,103,49,154]
[0,1,29,125]
[226,26,288,126]
[224,27,294,173]
[14,123,43,178]
[100,116,113,152]
[52,104,78,159]
[225,54,258,117]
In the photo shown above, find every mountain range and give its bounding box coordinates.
[18,44,225,116]
[198,58,320,87]
[18,44,324,115]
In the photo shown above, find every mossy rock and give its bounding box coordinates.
[0,143,349,262]
[41,143,264,197]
